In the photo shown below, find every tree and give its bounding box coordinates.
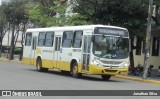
[72,0,160,67]
[65,13,91,25]
[3,0,29,60]
[27,0,68,27]
[0,6,9,57]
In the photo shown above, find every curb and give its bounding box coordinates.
[0,58,22,64]
[114,75,160,85]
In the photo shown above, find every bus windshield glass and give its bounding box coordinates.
[92,35,129,59]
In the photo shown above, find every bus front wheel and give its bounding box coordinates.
[36,58,48,72]
[101,75,111,80]
[72,62,82,78]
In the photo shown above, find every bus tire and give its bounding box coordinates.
[72,62,82,78]
[36,58,48,72]
[101,75,111,80]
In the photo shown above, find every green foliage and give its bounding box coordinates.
[66,13,91,25]
[27,0,68,27]
[0,6,7,41]
[1,0,160,38]
[2,0,28,25]
[155,0,160,5]
[0,0,29,59]
[72,0,160,38]
[14,48,21,54]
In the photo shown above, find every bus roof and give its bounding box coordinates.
[26,25,128,32]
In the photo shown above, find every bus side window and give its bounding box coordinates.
[38,32,46,46]
[45,32,54,47]
[73,31,83,48]
[62,31,74,48]
[25,33,32,46]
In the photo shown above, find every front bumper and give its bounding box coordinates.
[89,65,128,76]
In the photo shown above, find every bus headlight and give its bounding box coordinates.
[92,60,100,66]
[122,62,130,68]
[124,63,129,67]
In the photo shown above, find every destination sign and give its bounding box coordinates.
[94,27,128,37]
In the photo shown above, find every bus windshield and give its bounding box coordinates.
[92,35,129,59]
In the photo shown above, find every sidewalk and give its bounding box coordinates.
[0,55,21,63]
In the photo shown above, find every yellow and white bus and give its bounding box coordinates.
[23,25,130,80]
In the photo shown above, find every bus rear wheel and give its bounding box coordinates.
[101,75,111,80]
[36,58,48,72]
[72,62,82,78]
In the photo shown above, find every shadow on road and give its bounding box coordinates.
[79,76,121,82]
[27,68,122,83]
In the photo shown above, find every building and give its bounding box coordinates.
[2,31,23,48]
[0,0,11,6]
[133,28,160,68]
[133,17,160,75]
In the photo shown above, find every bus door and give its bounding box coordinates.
[31,36,37,65]
[82,35,91,72]
[54,36,62,68]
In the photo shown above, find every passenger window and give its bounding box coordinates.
[25,33,32,46]
[38,32,46,46]
[45,32,54,47]
[62,31,74,48]
[73,31,83,48]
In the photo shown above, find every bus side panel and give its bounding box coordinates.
[23,32,33,65]
[58,47,83,72]
[58,48,71,71]
[23,57,31,65]
[59,60,70,71]
[36,47,54,69]
[42,59,53,68]
[72,51,83,73]
[78,63,83,73]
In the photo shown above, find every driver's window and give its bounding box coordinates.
[105,37,112,51]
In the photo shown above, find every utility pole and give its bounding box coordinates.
[143,0,153,79]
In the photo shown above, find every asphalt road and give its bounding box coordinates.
[0,61,159,99]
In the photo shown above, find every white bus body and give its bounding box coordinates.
[23,25,130,80]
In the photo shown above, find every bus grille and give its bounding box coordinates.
[103,66,119,68]
[101,61,122,65]
[104,69,118,72]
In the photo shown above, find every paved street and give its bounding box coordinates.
[0,61,159,99]
[0,61,159,90]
